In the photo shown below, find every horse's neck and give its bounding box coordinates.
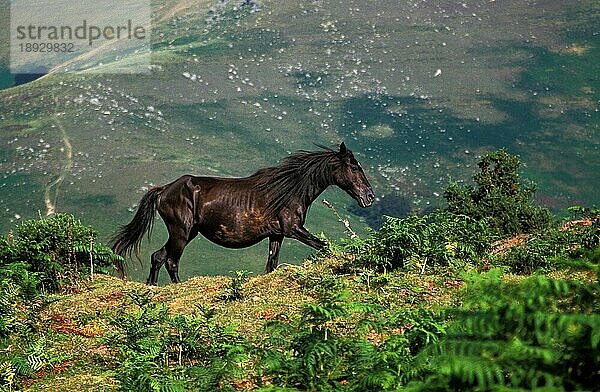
[299,174,333,209]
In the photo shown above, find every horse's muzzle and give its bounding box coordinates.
[358,188,375,208]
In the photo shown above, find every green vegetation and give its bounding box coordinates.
[0,213,122,292]
[218,271,252,302]
[345,212,495,272]
[444,149,552,236]
[107,292,247,391]
[413,252,600,391]
[0,151,599,391]
[0,215,122,391]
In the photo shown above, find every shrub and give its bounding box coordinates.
[444,149,552,237]
[260,274,447,391]
[260,275,371,390]
[0,262,40,339]
[347,212,495,272]
[0,262,54,391]
[354,307,447,390]
[0,336,59,391]
[0,214,121,291]
[494,207,600,274]
[497,230,568,274]
[567,205,600,250]
[218,270,251,301]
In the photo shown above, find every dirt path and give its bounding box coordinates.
[44,117,73,216]
[158,0,209,22]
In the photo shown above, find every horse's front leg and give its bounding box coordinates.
[288,225,326,250]
[266,235,284,273]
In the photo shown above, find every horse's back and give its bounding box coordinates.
[193,172,280,246]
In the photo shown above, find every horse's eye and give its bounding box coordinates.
[350,165,359,172]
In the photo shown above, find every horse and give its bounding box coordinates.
[110,142,375,285]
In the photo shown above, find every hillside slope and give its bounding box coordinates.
[17,246,600,391]
[23,260,460,391]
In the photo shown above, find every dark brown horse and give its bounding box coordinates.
[110,142,374,284]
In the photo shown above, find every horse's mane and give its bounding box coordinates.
[252,146,341,217]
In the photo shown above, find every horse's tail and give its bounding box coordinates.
[110,185,165,278]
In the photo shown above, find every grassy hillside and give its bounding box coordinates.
[14,262,465,391]
[2,216,599,391]
[1,0,599,278]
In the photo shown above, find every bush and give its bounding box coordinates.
[497,230,568,274]
[346,212,495,272]
[0,262,53,391]
[218,270,251,301]
[260,274,447,391]
[567,206,600,250]
[354,307,447,390]
[444,149,552,237]
[0,214,121,292]
[260,275,369,390]
[493,207,600,274]
[262,298,352,389]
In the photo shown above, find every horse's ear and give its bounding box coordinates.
[339,142,347,155]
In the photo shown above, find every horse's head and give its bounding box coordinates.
[332,142,375,208]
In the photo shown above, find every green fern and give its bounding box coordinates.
[410,250,600,391]
[107,291,248,392]
[218,270,251,302]
[0,360,17,391]
[346,211,496,272]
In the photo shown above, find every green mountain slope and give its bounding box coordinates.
[1,0,599,279]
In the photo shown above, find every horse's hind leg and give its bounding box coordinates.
[164,226,197,283]
[147,247,167,285]
[147,227,194,285]
[164,237,185,283]
[152,176,198,284]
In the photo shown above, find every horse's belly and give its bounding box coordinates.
[198,209,275,249]
[201,227,266,248]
